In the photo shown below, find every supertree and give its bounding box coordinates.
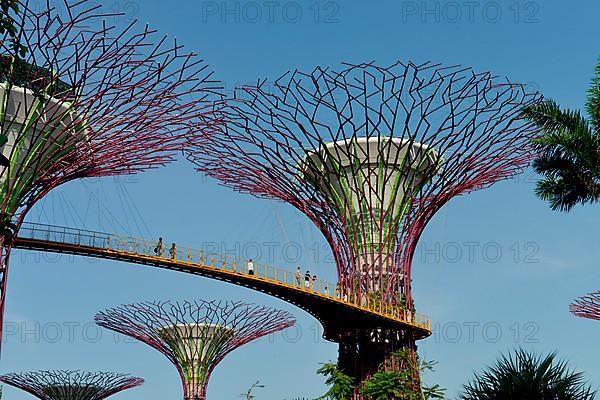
[94,300,296,400]
[570,291,600,321]
[0,370,143,400]
[0,0,223,347]
[187,61,542,389]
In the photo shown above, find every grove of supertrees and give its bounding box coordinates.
[188,61,542,390]
[571,291,600,321]
[0,370,143,400]
[94,300,296,400]
[0,0,223,347]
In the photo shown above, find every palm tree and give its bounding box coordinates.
[522,59,600,211]
[460,349,596,400]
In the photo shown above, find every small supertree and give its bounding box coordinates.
[0,0,223,347]
[0,370,143,400]
[95,300,296,400]
[571,291,600,321]
[187,61,542,387]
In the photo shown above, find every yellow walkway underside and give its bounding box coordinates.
[13,222,431,338]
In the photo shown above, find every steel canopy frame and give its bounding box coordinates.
[189,61,542,310]
[188,61,542,384]
[0,0,223,350]
[95,300,296,400]
[570,291,600,321]
[0,370,143,400]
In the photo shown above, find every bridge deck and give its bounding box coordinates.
[13,222,431,341]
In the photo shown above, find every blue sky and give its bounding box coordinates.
[3,0,600,399]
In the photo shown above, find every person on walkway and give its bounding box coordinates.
[304,271,311,289]
[169,243,177,260]
[335,283,340,298]
[295,266,302,286]
[247,259,255,275]
[311,274,317,291]
[154,237,163,257]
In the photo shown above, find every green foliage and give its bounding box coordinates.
[587,59,600,132]
[421,384,444,400]
[0,0,26,58]
[522,58,600,211]
[460,348,597,400]
[0,55,73,99]
[420,359,445,399]
[316,362,355,400]
[0,1,25,149]
[0,54,75,164]
[0,211,17,244]
[362,370,420,400]
[362,351,445,400]
[314,352,445,400]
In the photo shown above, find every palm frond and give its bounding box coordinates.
[534,169,600,211]
[586,59,600,132]
[523,100,590,138]
[522,86,600,211]
[460,349,596,400]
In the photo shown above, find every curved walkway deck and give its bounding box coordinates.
[13,222,431,341]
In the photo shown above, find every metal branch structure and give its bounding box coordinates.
[188,61,542,384]
[0,370,143,400]
[95,300,296,400]
[570,291,600,321]
[0,0,223,347]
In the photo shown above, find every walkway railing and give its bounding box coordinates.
[16,222,431,332]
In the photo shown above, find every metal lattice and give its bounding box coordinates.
[0,370,143,400]
[95,300,296,400]
[188,61,542,313]
[570,291,600,321]
[0,0,223,348]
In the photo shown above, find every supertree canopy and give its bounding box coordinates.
[0,0,222,347]
[95,300,296,400]
[0,370,143,400]
[570,291,600,321]
[188,61,542,382]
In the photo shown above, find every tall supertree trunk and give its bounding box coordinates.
[338,330,421,398]
[0,239,12,342]
[187,60,542,398]
[0,211,22,344]
[0,0,224,354]
[185,385,208,400]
